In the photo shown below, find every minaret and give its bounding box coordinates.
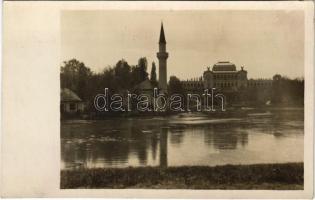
[157,23,169,92]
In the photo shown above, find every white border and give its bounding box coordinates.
[1,1,314,198]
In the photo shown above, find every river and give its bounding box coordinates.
[61,109,303,170]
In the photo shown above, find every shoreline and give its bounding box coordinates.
[62,106,304,120]
[61,162,303,189]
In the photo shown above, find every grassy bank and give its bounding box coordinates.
[61,163,303,189]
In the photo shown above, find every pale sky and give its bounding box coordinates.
[61,10,304,80]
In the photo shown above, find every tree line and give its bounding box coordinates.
[60,58,304,113]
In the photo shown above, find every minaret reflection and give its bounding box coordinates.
[159,128,168,168]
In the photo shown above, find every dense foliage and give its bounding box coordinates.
[60,58,304,113]
[61,58,152,108]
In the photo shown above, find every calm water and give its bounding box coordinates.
[61,109,304,170]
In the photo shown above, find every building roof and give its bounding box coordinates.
[159,23,166,44]
[212,71,239,73]
[212,61,236,72]
[61,88,82,102]
[134,79,155,91]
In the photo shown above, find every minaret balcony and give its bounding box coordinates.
[157,52,169,59]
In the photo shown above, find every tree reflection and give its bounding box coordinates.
[61,118,252,169]
[151,134,158,161]
[159,128,168,168]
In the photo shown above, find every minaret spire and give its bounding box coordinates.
[159,22,166,44]
[157,22,169,92]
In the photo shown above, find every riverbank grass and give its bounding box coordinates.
[61,163,303,189]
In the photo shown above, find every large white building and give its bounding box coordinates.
[203,61,248,91]
[181,61,273,92]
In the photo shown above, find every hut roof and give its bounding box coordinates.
[134,79,155,91]
[61,88,82,102]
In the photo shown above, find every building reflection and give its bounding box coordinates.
[169,126,185,145]
[150,133,158,161]
[159,128,168,168]
[61,118,251,170]
[204,124,248,150]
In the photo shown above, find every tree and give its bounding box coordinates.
[60,59,92,100]
[168,76,184,95]
[114,59,131,89]
[138,57,149,81]
[271,74,304,105]
[150,62,158,87]
[130,57,149,85]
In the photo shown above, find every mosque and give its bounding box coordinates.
[155,23,273,93]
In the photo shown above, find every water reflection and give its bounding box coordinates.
[160,128,168,168]
[203,126,248,150]
[61,110,304,170]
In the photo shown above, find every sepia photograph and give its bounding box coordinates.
[1,1,314,198]
[60,9,305,189]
